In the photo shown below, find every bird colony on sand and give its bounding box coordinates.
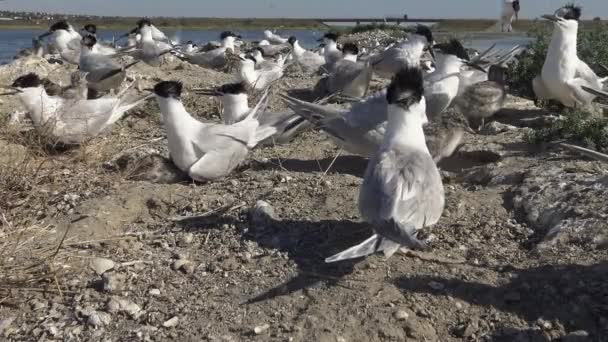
[2,2,608,263]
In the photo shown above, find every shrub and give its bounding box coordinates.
[526,109,608,152]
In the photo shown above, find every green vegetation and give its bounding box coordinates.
[527,109,608,152]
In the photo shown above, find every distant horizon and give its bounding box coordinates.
[0,1,607,20]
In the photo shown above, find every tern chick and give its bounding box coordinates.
[454,65,508,130]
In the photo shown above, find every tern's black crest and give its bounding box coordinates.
[12,73,43,88]
[83,24,97,34]
[556,3,582,21]
[436,39,469,60]
[414,25,434,44]
[154,81,183,99]
[513,0,521,12]
[186,40,193,45]
[220,31,239,39]
[49,20,70,32]
[253,46,266,56]
[137,18,152,28]
[386,67,424,108]
[341,42,359,56]
[82,35,97,48]
[288,36,297,46]
[323,32,339,42]
[244,55,257,63]
[218,82,247,95]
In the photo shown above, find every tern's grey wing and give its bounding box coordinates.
[188,143,249,181]
[345,89,388,128]
[359,148,444,232]
[80,54,121,73]
[186,49,227,68]
[425,92,452,120]
[328,61,368,94]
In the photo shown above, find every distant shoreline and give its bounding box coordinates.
[0,18,604,32]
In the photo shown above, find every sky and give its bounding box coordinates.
[0,0,607,19]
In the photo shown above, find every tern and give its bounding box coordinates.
[80,24,118,55]
[263,30,289,45]
[195,82,310,144]
[424,39,487,120]
[250,48,288,70]
[500,0,521,32]
[367,25,436,79]
[1,73,151,144]
[151,81,285,181]
[256,40,291,58]
[454,65,508,130]
[129,19,174,67]
[79,35,140,93]
[177,31,241,69]
[319,32,343,71]
[288,36,326,73]
[533,4,607,108]
[315,43,372,99]
[325,67,444,262]
[237,54,285,91]
[38,20,82,64]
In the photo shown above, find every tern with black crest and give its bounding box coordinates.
[1,73,151,144]
[533,4,608,108]
[151,81,285,181]
[195,82,310,144]
[325,67,444,262]
[177,31,241,69]
[500,0,521,32]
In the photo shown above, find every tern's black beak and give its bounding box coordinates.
[192,88,223,97]
[465,61,487,73]
[426,46,436,61]
[541,14,559,22]
[38,31,52,39]
[0,87,23,96]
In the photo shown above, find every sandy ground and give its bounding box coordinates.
[0,33,607,342]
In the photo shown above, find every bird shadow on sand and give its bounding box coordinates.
[493,108,551,129]
[393,262,608,339]
[172,208,376,304]
[251,155,368,178]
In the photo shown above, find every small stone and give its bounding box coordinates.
[90,258,115,275]
[251,200,278,227]
[149,289,161,296]
[394,310,409,321]
[85,310,112,327]
[536,318,552,330]
[163,316,179,328]
[0,317,15,335]
[253,324,270,335]
[182,263,196,274]
[102,272,126,293]
[106,297,142,319]
[172,259,190,272]
[178,233,194,246]
[428,281,445,290]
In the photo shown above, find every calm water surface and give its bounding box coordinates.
[0,28,532,65]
